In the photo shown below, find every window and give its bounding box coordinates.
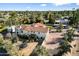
[41,37,42,39]
[21,30,23,33]
[38,32,40,34]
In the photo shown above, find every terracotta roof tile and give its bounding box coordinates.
[16,23,48,33]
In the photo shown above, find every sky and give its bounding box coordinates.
[0,3,79,11]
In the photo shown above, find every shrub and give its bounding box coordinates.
[32,46,49,56]
[0,35,20,56]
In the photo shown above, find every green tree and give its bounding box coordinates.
[32,46,49,56]
[4,40,19,56]
[75,9,79,27]
[56,23,63,32]
[36,14,44,23]
[68,8,79,27]
[58,28,75,55]
[0,34,19,56]
[47,12,55,24]
[30,13,36,23]
[9,11,17,26]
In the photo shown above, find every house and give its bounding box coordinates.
[53,19,69,29]
[16,23,49,41]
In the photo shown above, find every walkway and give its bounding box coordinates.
[19,42,38,56]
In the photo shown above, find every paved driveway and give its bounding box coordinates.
[42,32,64,49]
[42,32,64,55]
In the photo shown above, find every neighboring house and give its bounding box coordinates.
[44,20,49,23]
[53,19,69,29]
[16,23,49,40]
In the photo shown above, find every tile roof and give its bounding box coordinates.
[32,23,46,28]
[16,23,48,33]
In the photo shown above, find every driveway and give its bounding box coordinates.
[42,32,64,55]
[42,32,64,49]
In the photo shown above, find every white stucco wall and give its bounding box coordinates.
[42,28,49,46]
